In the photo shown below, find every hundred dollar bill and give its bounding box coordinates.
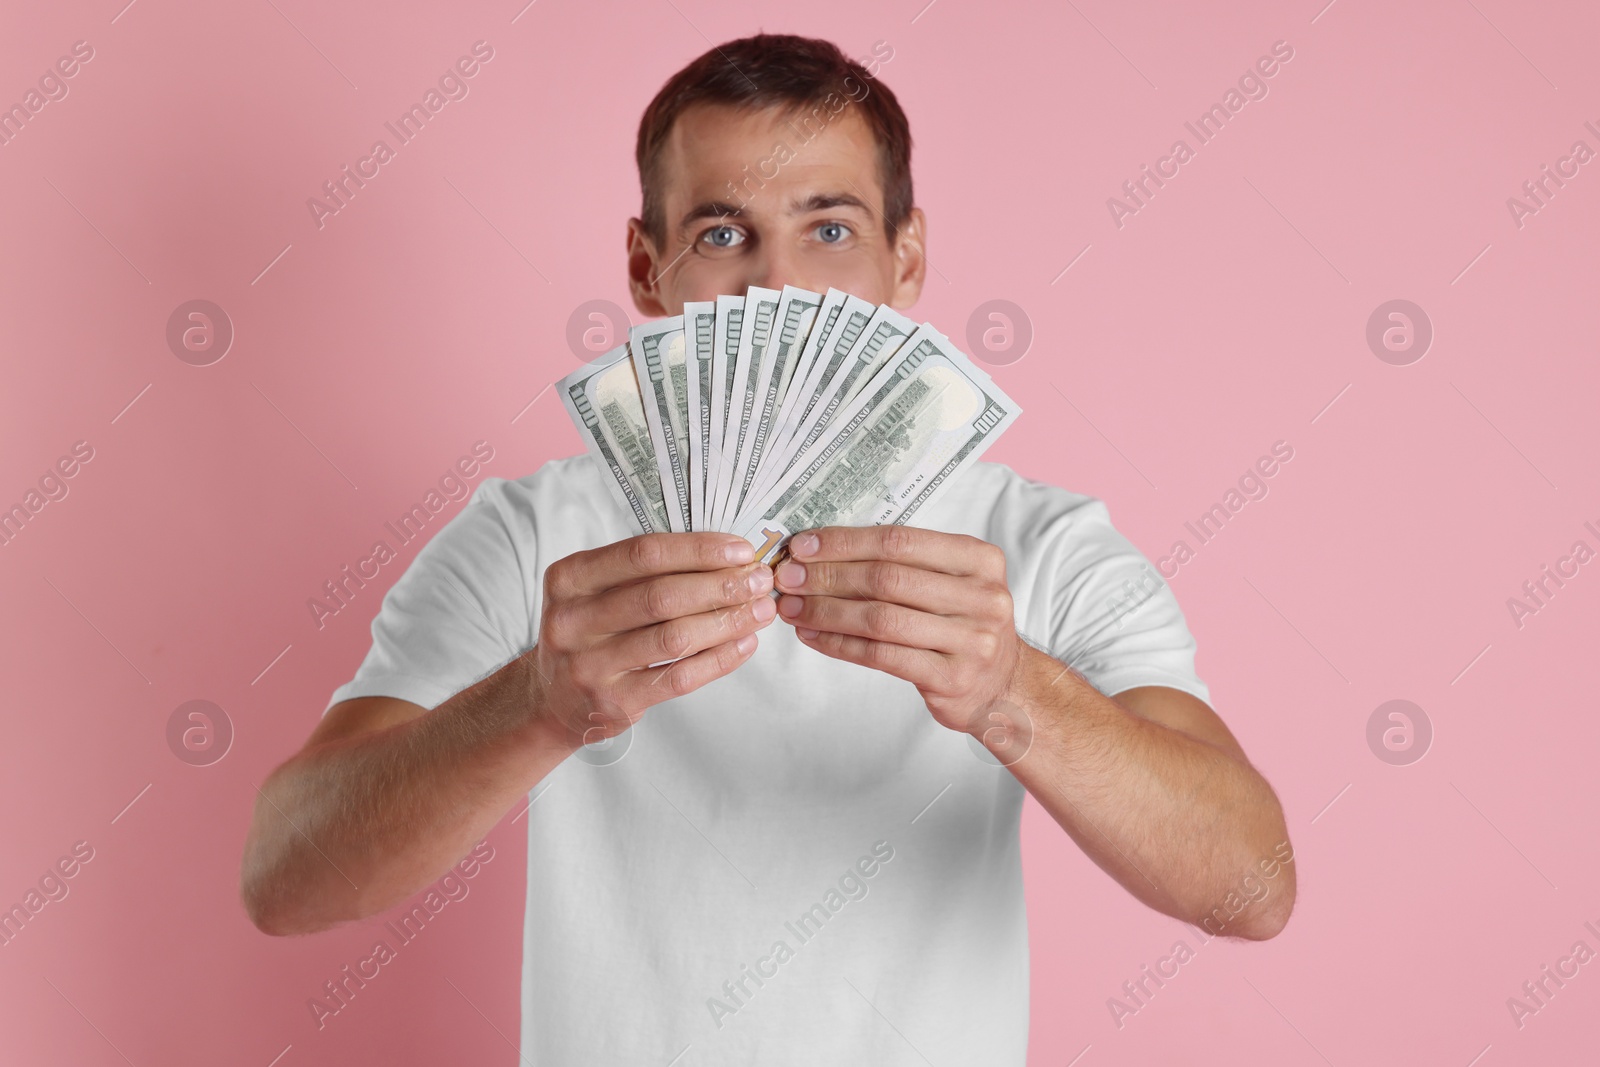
[704,294,744,531]
[708,286,780,530]
[736,326,1022,563]
[767,287,848,428]
[738,300,914,525]
[559,343,671,534]
[681,300,716,531]
[723,285,821,524]
[763,290,873,465]
[629,316,690,531]
[741,291,876,514]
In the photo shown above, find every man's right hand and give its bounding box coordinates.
[527,532,776,747]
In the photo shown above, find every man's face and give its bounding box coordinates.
[626,103,927,316]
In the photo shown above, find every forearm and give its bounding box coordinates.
[1001,647,1292,938]
[242,652,578,935]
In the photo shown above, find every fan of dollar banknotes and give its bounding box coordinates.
[559,285,1023,565]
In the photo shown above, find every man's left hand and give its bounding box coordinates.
[772,526,1024,733]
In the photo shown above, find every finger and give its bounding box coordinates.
[550,532,756,599]
[579,562,773,634]
[775,593,967,655]
[786,526,1001,578]
[772,558,982,615]
[597,595,776,674]
[793,627,944,690]
[615,631,762,705]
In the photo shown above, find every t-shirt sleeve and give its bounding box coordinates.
[1034,497,1212,706]
[322,478,535,716]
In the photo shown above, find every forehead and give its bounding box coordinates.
[657,102,884,214]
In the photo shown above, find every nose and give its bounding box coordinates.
[747,244,807,294]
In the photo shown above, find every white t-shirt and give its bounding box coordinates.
[325,454,1210,1065]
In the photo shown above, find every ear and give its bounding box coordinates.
[886,206,928,311]
[626,218,670,318]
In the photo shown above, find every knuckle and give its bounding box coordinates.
[656,619,693,658]
[880,525,915,561]
[543,559,573,601]
[986,585,1013,621]
[871,562,908,599]
[705,536,738,569]
[627,535,665,573]
[865,600,898,639]
[641,579,678,622]
[543,603,579,648]
[665,660,698,696]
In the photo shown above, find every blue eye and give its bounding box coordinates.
[815,222,851,243]
[703,225,744,248]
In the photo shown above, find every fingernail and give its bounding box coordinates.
[752,596,777,621]
[747,567,772,593]
[775,561,805,588]
[791,532,819,558]
[777,594,803,619]
[797,627,819,639]
[737,633,758,653]
[724,540,755,564]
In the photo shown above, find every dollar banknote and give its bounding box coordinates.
[735,326,1021,563]
[559,288,1022,545]
[740,301,915,522]
[558,342,672,534]
[762,290,874,466]
[629,317,690,531]
[681,300,717,533]
[722,285,821,524]
[708,286,780,530]
[704,293,745,532]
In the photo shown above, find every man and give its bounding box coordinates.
[241,34,1293,1064]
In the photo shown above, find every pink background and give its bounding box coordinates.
[2,0,1596,1063]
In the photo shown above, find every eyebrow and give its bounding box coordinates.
[676,192,874,232]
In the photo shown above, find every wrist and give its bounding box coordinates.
[995,633,1048,710]
[512,648,585,759]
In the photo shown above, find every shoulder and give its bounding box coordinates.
[462,453,634,559]
[469,453,624,526]
[950,465,1209,701]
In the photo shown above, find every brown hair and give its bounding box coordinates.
[635,34,912,247]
